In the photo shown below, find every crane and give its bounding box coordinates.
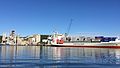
[64,19,73,42]
[65,19,73,37]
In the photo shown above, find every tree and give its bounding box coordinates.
[0,36,2,43]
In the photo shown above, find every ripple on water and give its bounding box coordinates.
[0,46,120,67]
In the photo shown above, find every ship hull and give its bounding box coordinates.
[49,45,120,48]
[47,42,120,48]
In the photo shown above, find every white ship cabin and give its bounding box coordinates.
[50,32,64,44]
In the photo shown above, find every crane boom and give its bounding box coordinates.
[67,19,73,36]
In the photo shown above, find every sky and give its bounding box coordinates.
[0,0,120,36]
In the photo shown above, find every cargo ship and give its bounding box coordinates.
[46,32,120,48]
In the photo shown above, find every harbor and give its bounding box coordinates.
[1,31,120,67]
[1,30,120,49]
[0,0,120,67]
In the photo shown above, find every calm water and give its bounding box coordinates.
[0,45,120,68]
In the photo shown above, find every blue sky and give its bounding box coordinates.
[0,0,120,36]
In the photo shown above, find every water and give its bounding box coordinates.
[0,45,120,68]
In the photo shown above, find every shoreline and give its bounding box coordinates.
[1,44,120,49]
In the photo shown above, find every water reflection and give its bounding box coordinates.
[0,45,120,67]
